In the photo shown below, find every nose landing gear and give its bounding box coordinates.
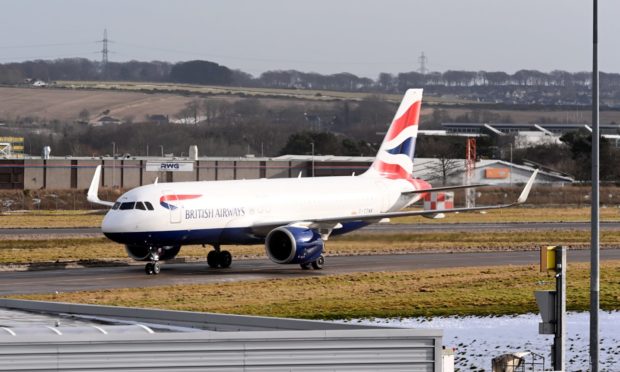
[145,261,161,275]
[145,246,162,275]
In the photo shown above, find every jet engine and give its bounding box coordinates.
[265,226,324,265]
[124,245,181,261]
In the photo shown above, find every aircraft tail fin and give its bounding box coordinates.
[364,88,422,181]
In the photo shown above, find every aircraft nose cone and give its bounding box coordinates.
[101,211,119,233]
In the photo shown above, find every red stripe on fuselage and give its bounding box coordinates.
[160,194,202,202]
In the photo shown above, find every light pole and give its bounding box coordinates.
[146,144,149,157]
[310,142,315,177]
[160,145,164,158]
[509,143,513,187]
[590,0,600,369]
[111,142,116,187]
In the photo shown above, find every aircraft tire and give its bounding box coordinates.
[311,255,325,270]
[300,263,311,270]
[153,262,161,275]
[207,251,219,268]
[145,263,154,275]
[219,250,232,268]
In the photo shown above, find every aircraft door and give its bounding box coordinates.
[162,190,182,224]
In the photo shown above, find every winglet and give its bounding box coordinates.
[516,169,539,204]
[87,165,115,207]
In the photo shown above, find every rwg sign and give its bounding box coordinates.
[146,162,194,172]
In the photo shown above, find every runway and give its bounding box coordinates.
[2,249,619,295]
[1,221,620,236]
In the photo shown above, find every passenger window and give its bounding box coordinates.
[119,202,135,210]
[144,201,154,211]
[135,202,146,210]
[112,202,120,210]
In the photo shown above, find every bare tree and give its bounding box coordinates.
[422,138,462,185]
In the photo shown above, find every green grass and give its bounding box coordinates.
[392,207,620,224]
[2,207,618,229]
[0,211,103,228]
[2,229,619,264]
[55,80,462,104]
[15,261,620,319]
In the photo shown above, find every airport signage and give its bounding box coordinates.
[146,162,194,172]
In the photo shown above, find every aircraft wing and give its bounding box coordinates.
[250,169,538,235]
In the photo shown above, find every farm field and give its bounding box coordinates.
[2,83,618,125]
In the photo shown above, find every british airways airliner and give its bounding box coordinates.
[88,89,538,275]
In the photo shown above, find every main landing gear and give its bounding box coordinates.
[145,246,162,275]
[300,255,324,270]
[206,245,232,269]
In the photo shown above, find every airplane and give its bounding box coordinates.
[88,89,538,275]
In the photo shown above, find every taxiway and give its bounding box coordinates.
[1,249,619,295]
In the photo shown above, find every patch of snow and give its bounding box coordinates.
[340,311,620,371]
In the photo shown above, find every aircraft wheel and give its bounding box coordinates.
[219,250,232,268]
[145,263,154,275]
[311,255,324,270]
[300,263,311,270]
[207,250,219,268]
[152,262,161,275]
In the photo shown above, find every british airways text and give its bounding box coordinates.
[185,207,246,219]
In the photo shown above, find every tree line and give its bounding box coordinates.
[2,58,620,105]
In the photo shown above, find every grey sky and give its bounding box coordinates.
[0,0,617,78]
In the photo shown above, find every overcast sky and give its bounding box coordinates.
[0,0,617,78]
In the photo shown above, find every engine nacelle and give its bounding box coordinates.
[265,226,324,265]
[124,245,181,261]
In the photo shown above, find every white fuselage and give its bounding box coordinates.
[102,174,422,247]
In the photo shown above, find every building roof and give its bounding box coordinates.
[442,122,620,135]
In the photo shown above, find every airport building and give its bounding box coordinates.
[438,122,620,148]
[0,154,570,190]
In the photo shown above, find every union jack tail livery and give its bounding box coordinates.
[366,89,422,181]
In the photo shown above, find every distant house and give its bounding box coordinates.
[146,114,169,124]
[92,116,122,126]
[170,115,207,125]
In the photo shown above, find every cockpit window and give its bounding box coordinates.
[112,202,120,210]
[135,202,146,210]
[119,202,135,210]
[144,201,154,210]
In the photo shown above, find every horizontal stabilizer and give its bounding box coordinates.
[401,183,488,196]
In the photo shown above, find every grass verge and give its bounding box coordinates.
[0,211,103,228]
[14,261,620,319]
[1,230,620,264]
[392,207,620,224]
[2,207,619,229]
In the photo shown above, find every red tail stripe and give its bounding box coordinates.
[385,100,421,142]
